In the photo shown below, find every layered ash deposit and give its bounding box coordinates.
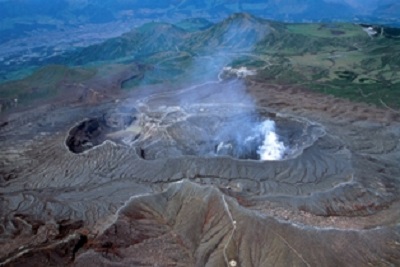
[1,79,400,266]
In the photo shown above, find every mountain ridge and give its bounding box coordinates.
[49,12,376,66]
[1,0,398,23]
[0,12,399,113]
[38,13,400,109]
[1,0,399,46]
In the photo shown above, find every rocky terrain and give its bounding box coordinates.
[1,75,400,266]
[1,13,400,267]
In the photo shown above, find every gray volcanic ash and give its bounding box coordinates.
[1,79,400,266]
[1,12,400,267]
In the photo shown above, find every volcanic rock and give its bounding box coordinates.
[0,79,400,266]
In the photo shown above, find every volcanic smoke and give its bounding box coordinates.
[255,120,286,160]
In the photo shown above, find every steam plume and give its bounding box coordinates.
[256,120,286,160]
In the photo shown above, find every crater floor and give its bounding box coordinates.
[1,79,400,266]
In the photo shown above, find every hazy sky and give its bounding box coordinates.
[326,0,398,8]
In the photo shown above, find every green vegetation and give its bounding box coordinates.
[0,65,96,104]
[2,13,399,111]
[286,23,364,38]
[309,83,400,109]
[176,18,213,32]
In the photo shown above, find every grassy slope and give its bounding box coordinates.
[248,23,400,109]
[0,65,96,102]
[1,14,399,110]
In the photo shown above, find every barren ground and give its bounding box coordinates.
[0,76,400,266]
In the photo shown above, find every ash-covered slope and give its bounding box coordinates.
[1,11,400,267]
[72,181,400,267]
[1,79,400,266]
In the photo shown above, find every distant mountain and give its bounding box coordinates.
[175,18,214,32]
[56,22,188,64]
[1,0,399,50]
[48,13,275,65]
[4,11,398,75]
[183,13,274,52]
[1,12,399,110]
[233,0,355,21]
[375,2,400,17]
[0,0,67,18]
[1,0,399,24]
[46,12,375,67]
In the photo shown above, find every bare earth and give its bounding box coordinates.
[0,76,399,266]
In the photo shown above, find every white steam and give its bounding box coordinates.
[256,120,286,160]
[223,66,256,78]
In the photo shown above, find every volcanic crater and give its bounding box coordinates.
[67,103,326,162]
[1,79,400,267]
[1,10,400,266]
